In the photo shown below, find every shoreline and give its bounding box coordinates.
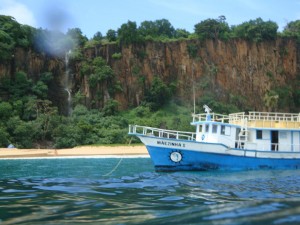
[0,145,149,159]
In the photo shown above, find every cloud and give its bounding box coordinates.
[0,0,37,26]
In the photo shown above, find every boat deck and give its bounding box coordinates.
[129,125,196,140]
[192,112,300,129]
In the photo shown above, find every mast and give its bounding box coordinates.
[192,63,195,114]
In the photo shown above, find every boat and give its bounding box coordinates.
[128,105,300,171]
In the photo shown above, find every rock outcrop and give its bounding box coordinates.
[1,38,299,113]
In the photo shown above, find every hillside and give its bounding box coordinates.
[0,15,299,148]
[1,38,299,113]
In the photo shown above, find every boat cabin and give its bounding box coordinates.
[191,111,300,152]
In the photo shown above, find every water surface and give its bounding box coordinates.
[0,157,300,224]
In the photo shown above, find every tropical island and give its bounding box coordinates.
[0,15,299,149]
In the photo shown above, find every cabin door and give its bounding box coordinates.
[271,131,279,151]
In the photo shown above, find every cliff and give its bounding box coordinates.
[81,38,299,112]
[1,38,299,113]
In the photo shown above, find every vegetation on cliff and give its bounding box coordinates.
[0,15,300,148]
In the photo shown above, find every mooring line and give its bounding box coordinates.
[102,138,133,177]
[102,157,123,177]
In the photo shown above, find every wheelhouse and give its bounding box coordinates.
[191,111,300,152]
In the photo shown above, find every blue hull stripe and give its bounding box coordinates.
[146,145,300,171]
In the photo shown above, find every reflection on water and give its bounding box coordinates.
[0,158,300,224]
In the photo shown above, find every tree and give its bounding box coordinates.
[118,21,141,45]
[144,76,172,110]
[138,19,175,39]
[194,16,230,40]
[0,102,13,120]
[139,20,156,37]
[0,127,9,147]
[0,30,14,60]
[106,29,117,42]
[155,19,175,38]
[263,90,279,111]
[175,29,190,38]
[10,71,33,100]
[232,18,278,42]
[66,28,88,47]
[282,20,300,40]
[93,31,103,41]
[34,29,74,56]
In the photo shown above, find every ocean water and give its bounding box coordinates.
[1,157,300,225]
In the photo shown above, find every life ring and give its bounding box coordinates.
[202,134,205,140]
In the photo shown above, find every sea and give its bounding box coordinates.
[1,157,300,225]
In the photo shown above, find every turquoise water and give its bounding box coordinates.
[1,157,300,224]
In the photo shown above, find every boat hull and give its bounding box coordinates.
[138,136,300,171]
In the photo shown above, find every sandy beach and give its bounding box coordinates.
[0,145,149,158]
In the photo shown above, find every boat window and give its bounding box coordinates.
[221,125,231,135]
[212,125,218,133]
[205,124,209,133]
[198,125,203,132]
[221,125,225,135]
[256,130,262,139]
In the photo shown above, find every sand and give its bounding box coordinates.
[0,145,149,158]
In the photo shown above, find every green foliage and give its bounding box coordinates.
[281,20,300,44]
[274,86,294,110]
[194,16,230,40]
[106,29,117,42]
[102,99,119,116]
[93,31,103,41]
[118,21,142,45]
[0,15,34,59]
[34,29,75,56]
[187,44,198,58]
[232,18,278,42]
[196,95,239,114]
[0,102,13,120]
[138,19,175,39]
[0,29,14,60]
[7,116,35,148]
[112,52,122,59]
[175,29,190,38]
[0,15,36,60]
[263,90,279,111]
[10,71,33,99]
[282,20,300,40]
[144,76,172,110]
[0,127,9,147]
[1,14,300,149]
[84,57,114,87]
[66,28,88,47]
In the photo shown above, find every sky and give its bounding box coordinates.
[0,0,300,38]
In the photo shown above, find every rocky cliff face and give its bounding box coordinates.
[81,38,299,111]
[1,38,299,113]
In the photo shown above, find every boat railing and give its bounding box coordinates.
[129,125,196,141]
[192,113,229,123]
[229,112,300,128]
[248,112,300,122]
[229,112,246,123]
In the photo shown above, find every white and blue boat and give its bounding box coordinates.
[129,105,300,171]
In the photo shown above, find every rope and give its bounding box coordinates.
[102,157,123,177]
[102,138,133,177]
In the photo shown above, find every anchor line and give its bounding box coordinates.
[102,138,133,176]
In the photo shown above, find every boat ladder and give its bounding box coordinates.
[238,118,248,149]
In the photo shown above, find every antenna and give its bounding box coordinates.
[203,105,212,114]
[192,63,195,114]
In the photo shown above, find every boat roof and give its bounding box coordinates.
[191,111,300,130]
